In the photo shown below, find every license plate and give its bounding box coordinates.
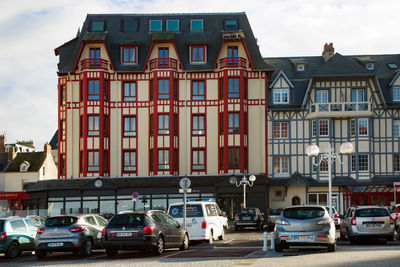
[293,235,314,241]
[117,232,135,237]
[365,223,381,228]
[48,242,63,247]
[243,216,251,220]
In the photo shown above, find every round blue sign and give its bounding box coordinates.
[132,192,139,199]
[171,208,179,215]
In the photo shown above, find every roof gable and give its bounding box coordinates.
[269,70,294,89]
[4,152,46,172]
[313,53,371,77]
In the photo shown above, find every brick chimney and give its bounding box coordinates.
[44,142,52,155]
[8,146,16,161]
[0,135,5,153]
[322,43,335,62]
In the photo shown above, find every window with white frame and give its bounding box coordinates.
[273,89,289,104]
[351,154,369,172]
[296,64,305,71]
[273,121,288,138]
[312,120,317,137]
[315,90,328,103]
[393,87,400,101]
[366,63,374,70]
[350,119,356,136]
[320,119,329,136]
[394,120,400,137]
[273,156,289,174]
[358,118,368,136]
[313,160,328,172]
[308,193,327,206]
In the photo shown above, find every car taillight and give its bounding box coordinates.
[202,221,207,229]
[0,232,6,240]
[69,226,85,232]
[102,228,107,236]
[390,216,395,225]
[351,217,356,225]
[276,219,290,226]
[37,228,45,234]
[143,225,155,235]
[334,213,339,218]
[317,218,332,225]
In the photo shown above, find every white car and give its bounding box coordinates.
[167,201,228,243]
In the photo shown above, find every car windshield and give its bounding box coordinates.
[168,204,203,218]
[270,209,282,215]
[355,208,389,217]
[108,214,145,227]
[238,209,256,214]
[283,207,325,219]
[45,216,78,227]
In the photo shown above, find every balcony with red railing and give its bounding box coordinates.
[80,59,109,71]
[219,57,247,69]
[149,58,178,70]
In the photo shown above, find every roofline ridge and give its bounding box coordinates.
[86,12,246,17]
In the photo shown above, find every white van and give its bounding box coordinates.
[167,201,228,243]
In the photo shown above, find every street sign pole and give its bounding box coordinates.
[179,178,191,229]
[183,189,187,228]
[132,192,139,212]
[133,199,136,212]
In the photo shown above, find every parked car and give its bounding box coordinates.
[168,201,228,244]
[0,217,41,258]
[234,207,265,231]
[274,206,336,252]
[340,206,395,244]
[35,214,108,259]
[266,208,283,231]
[26,215,46,226]
[101,210,189,256]
[325,206,341,228]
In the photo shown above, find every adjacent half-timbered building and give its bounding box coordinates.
[265,43,400,213]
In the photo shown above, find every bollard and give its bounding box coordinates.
[262,232,268,251]
[270,231,275,250]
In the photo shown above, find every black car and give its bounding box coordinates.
[101,210,189,256]
[234,208,265,231]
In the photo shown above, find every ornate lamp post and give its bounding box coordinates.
[230,175,256,209]
[306,143,353,217]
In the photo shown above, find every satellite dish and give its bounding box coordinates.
[306,144,320,157]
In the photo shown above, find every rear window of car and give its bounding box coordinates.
[0,221,4,231]
[355,208,389,217]
[45,216,78,227]
[238,209,256,215]
[283,207,325,219]
[107,214,146,227]
[270,209,283,215]
[10,220,28,231]
[168,204,204,218]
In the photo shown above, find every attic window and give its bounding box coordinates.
[296,64,305,71]
[366,63,374,70]
[124,20,137,32]
[149,20,162,31]
[20,161,30,172]
[91,21,104,32]
[166,20,179,31]
[190,19,203,31]
[388,63,398,69]
[225,20,237,31]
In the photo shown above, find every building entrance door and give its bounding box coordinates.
[217,194,242,219]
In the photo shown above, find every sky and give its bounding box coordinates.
[1,0,400,151]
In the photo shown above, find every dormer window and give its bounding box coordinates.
[91,21,104,32]
[124,20,137,32]
[296,64,305,71]
[366,63,374,70]
[166,20,179,31]
[149,20,162,31]
[388,63,398,69]
[190,19,203,31]
[273,89,289,104]
[20,161,30,172]
[190,45,206,63]
[224,20,237,31]
[121,46,137,64]
[393,87,400,101]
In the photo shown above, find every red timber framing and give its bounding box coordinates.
[218,69,248,173]
[342,185,400,210]
[58,78,67,178]
[148,70,179,176]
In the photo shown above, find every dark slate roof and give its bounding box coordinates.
[56,13,273,74]
[0,152,8,171]
[265,53,400,110]
[4,152,46,172]
[49,130,58,149]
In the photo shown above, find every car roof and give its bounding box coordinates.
[284,205,326,209]
[169,201,216,205]
[354,205,388,209]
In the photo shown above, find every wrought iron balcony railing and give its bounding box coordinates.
[218,57,247,69]
[149,58,178,70]
[80,59,109,71]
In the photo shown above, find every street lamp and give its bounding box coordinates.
[230,175,256,209]
[306,143,353,217]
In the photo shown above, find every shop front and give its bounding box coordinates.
[0,192,30,216]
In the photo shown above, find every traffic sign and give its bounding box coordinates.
[179,188,192,193]
[132,192,139,200]
[179,178,191,189]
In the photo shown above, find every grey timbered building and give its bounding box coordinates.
[265,43,400,213]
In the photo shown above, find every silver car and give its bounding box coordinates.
[274,205,336,252]
[339,206,395,244]
[35,214,108,259]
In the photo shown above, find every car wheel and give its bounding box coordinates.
[35,250,48,259]
[5,242,20,259]
[106,248,118,256]
[153,236,164,256]
[81,239,93,257]
[327,243,336,252]
[275,242,283,252]
[207,230,213,244]
[218,228,225,240]
[180,234,189,250]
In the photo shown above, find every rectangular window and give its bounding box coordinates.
[228,113,240,133]
[104,80,109,101]
[219,148,224,170]
[228,78,239,98]
[273,89,289,104]
[88,151,99,172]
[192,80,205,100]
[319,119,329,136]
[315,90,328,103]
[273,121,288,139]
[158,149,169,170]
[224,20,237,31]
[123,151,136,172]
[158,114,169,135]
[122,46,137,64]
[103,115,109,137]
[219,113,224,134]
[190,19,203,31]
[228,148,240,169]
[191,45,206,63]
[312,120,317,137]
[60,85,66,105]
[60,154,65,175]
[89,48,100,67]
[124,20,137,32]
[91,21,104,32]
[351,88,365,102]
[358,118,368,136]
[393,87,400,101]
[192,115,205,135]
[88,80,99,100]
[149,20,162,31]
[395,154,400,172]
[60,120,66,140]
[104,150,109,172]
[192,150,205,170]
[352,154,369,172]
[319,160,329,172]
[273,156,289,174]
[158,79,169,99]
[123,82,136,101]
[394,120,400,137]
[350,119,356,136]
[166,20,179,31]
[123,116,136,137]
[88,116,99,136]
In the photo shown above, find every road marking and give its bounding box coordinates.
[161,250,195,259]
[223,239,235,244]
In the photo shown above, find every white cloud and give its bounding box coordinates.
[0,0,400,149]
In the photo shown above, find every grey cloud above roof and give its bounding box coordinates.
[56,12,273,74]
